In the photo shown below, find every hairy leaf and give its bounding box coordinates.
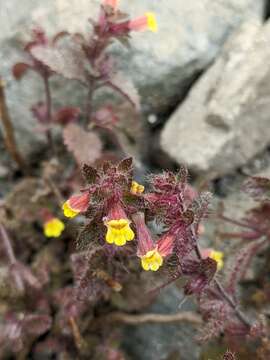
[31,42,88,83]
[82,164,100,184]
[226,241,265,294]
[243,176,270,201]
[117,157,133,173]
[191,192,212,234]
[63,124,102,165]
[106,72,140,110]
[23,314,52,336]
[223,350,236,360]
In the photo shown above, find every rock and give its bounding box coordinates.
[122,285,200,360]
[0,0,265,160]
[161,20,270,176]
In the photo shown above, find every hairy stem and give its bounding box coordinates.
[194,242,252,328]
[0,223,24,292]
[0,78,27,172]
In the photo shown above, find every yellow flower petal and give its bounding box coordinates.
[105,219,134,246]
[141,258,150,271]
[131,181,145,195]
[140,249,163,272]
[209,250,224,271]
[44,218,65,238]
[146,12,158,32]
[62,201,80,218]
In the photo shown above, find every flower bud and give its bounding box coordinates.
[128,13,158,33]
[201,248,224,271]
[157,233,175,257]
[62,192,90,218]
[103,0,118,11]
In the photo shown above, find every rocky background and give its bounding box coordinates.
[1,0,270,359]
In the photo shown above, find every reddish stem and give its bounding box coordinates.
[43,75,54,152]
[194,240,251,328]
[0,223,24,292]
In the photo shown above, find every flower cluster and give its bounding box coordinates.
[61,159,223,276]
[61,159,174,271]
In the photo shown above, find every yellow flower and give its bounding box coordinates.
[62,202,80,218]
[145,12,158,32]
[209,250,224,271]
[141,248,163,271]
[105,219,135,246]
[43,218,65,238]
[131,181,145,195]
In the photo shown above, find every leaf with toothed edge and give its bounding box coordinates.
[117,157,133,173]
[106,72,140,111]
[63,124,102,165]
[31,42,88,83]
[82,164,99,184]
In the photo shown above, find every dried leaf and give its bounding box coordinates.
[63,124,102,165]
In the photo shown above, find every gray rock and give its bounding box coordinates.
[0,0,265,159]
[161,20,270,176]
[122,285,200,360]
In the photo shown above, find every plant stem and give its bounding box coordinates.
[218,214,259,232]
[0,223,24,292]
[101,311,202,325]
[214,278,251,327]
[85,79,96,125]
[68,316,86,352]
[0,78,27,172]
[43,175,64,206]
[43,76,54,152]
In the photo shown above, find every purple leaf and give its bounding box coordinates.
[23,314,52,336]
[63,124,102,165]
[243,176,270,201]
[12,63,31,80]
[106,72,140,110]
[31,102,48,124]
[31,42,88,83]
[53,107,81,125]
